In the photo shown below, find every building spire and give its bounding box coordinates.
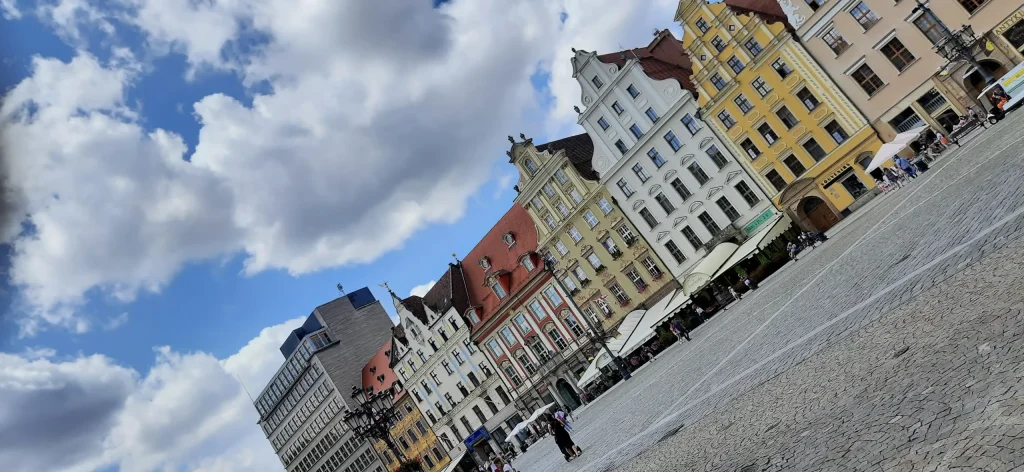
[380,281,403,311]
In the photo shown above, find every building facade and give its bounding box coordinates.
[361,341,449,472]
[571,30,777,280]
[464,204,593,416]
[782,0,1024,141]
[676,0,885,232]
[254,289,394,472]
[388,263,517,469]
[509,132,676,334]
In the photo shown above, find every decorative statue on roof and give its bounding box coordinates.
[776,0,806,28]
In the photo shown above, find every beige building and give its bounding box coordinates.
[509,133,676,334]
[782,0,1024,141]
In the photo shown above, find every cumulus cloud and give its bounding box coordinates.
[2,0,680,336]
[409,280,437,298]
[0,317,302,472]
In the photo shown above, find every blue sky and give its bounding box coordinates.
[0,0,682,470]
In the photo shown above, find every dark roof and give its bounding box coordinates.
[535,133,598,181]
[399,262,471,325]
[724,0,792,29]
[596,30,696,95]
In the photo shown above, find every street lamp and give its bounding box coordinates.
[342,386,407,466]
[542,257,631,381]
[913,0,996,85]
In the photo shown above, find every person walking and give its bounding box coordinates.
[744,277,758,291]
[694,305,706,322]
[546,413,582,461]
[896,156,917,179]
[728,286,741,301]
[670,318,691,341]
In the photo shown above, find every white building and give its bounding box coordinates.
[389,262,518,468]
[571,30,777,289]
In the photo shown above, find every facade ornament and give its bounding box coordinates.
[573,105,581,114]
[777,0,806,28]
[519,133,527,141]
[508,135,515,144]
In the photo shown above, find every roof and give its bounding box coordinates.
[596,30,696,95]
[535,133,598,181]
[462,204,544,335]
[724,0,792,29]
[361,340,403,399]
[398,262,472,325]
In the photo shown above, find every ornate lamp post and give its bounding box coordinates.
[542,257,631,381]
[342,386,408,467]
[913,0,996,85]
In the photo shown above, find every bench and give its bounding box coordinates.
[946,116,987,147]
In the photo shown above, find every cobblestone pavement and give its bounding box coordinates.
[510,112,1024,472]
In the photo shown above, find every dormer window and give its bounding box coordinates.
[524,158,538,175]
[491,282,507,299]
[467,309,481,325]
[522,255,536,272]
[503,232,516,247]
[479,257,491,270]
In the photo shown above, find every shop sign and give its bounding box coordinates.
[742,209,776,234]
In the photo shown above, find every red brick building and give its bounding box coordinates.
[464,204,592,412]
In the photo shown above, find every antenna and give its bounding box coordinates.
[235,374,255,403]
[380,281,392,292]
[336,283,345,295]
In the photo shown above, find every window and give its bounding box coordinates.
[727,56,745,74]
[752,77,772,97]
[626,268,647,291]
[734,94,754,114]
[711,73,727,90]
[524,159,538,175]
[740,138,761,159]
[957,0,985,14]
[531,196,544,211]
[514,313,531,335]
[521,255,535,272]
[595,296,612,316]
[665,240,686,263]
[646,107,659,123]
[698,211,721,235]
[614,140,629,154]
[681,114,700,135]
[612,101,625,114]
[914,11,949,45]
[803,138,828,163]
[825,120,849,145]
[609,283,629,304]
[627,84,640,98]
[500,326,517,346]
[632,163,652,182]
[431,371,442,385]
[445,392,456,408]
[548,325,568,350]
[745,38,763,56]
[706,145,728,169]
[468,371,481,386]
[716,197,741,222]
[664,130,682,151]
[617,178,635,197]
[852,64,885,96]
[806,0,823,10]
[671,178,692,200]
[453,350,464,365]
[582,305,599,324]
[400,437,410,450]
[655,193,676,214]
[766,169,787,191]
[491,282,507,299]
[564,314,585,337]
[735,181,761,207]
[587,252,603,269]
[823,28,849,55]
[592,75,604,89]
[598,197,613,215]
[617,224,636,244]
[783,155,807,177]
[797,88,820,111]
[718,110,737,129]
[598,116,610,130]
[751,124,778,148]
[418,350,428,362]
[639,208,659,228]
[772,58,793,78]
[556,201,570,217]
[421,379,432,394]
[642,256,662,278]
[670,228,700,255]
[464,338,477,353]
[695,18,710,34]
[496,385,511,404]
[648,148,666,168]
[484,396,499,414]
[562,275,578,293]
[711,36,726,52]
[487,339,503,357]
[543,183,556,197]
[429,338,439,351]
[688,162,711,185]
[580,211,597,229]
[850,2,879,30]
[460,416,473,433]
[776,106,799,129]
[531,298,550,320]
[554,169,569,184]
[569,188,583,204]
[555,240,569,256]
[880,37,916,72]
[544,214,557,230]
[629,123,644,139]
[568,226,583,242]
[424,456,435,469]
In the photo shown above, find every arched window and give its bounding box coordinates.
[502,361,523,386]
[562,312,586,338]
[514,349,537,375]
[545,322,568,350]
[524,158,539,174]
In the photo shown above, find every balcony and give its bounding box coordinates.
[893,114,926,133]
[920,93,948,115]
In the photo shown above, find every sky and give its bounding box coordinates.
[0,0,682,470]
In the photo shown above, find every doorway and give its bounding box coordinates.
[555,378,582,409]
[802,196,840,232]
[963,60,1009,98]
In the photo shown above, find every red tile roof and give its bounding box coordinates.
[462,204,544,335]
[535,133,598,181]
[362,340,403,399]
[724,0,792,29]
[596,30,696,95]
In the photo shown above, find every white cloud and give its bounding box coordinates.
[0,0,20,19]
[104,312,130,331]
[0,317,302,472]
[3,0,680,335]
[493,173,516,199]
[409,280,436,298]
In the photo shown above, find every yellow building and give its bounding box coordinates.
[675,0,885,232]
[508,133,676,335]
